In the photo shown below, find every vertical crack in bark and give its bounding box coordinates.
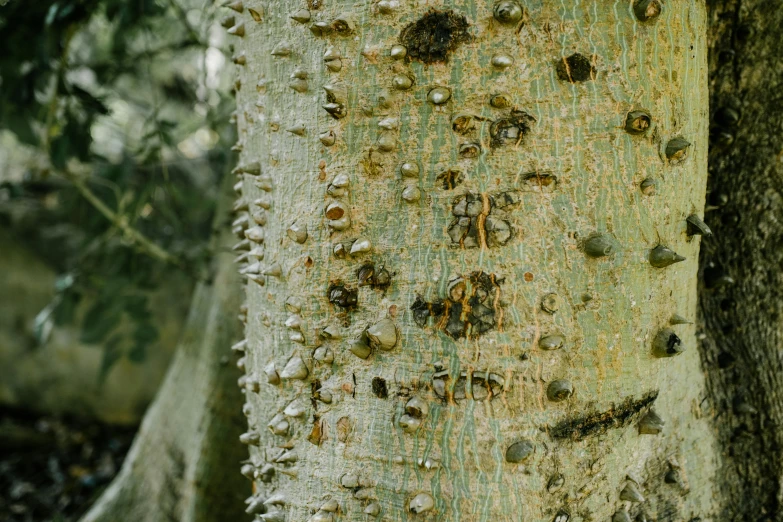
[447,191,517,249]
[475,193,491,250]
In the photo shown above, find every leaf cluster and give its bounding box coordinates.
[0,0,234,380]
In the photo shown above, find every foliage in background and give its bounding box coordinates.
[0,0,235,382]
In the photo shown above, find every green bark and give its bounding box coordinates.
[232,0,714,520]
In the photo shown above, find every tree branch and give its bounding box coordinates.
[62,170,189,273]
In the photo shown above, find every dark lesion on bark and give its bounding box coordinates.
[371,377,388,399]
[398,10,472,64]
[555,53,596,83]
[327,283,358,310]
[356,262,393,290]
[489,110,535,148]
[447,191,518,248]
[411,271,503,339]
[311,378,330,408]
[521,171,558,192]
[307,417,324,446]
[451,113,484,135]
[549,392,658,441]
[436,169,463,190]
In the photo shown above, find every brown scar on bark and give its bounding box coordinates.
[411,271,504,339]
[549,391,659,441]
[475,193,491,249]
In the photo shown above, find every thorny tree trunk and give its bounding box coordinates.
[80,176,250,522]
[698,0,783,519]
[230,0,716,520]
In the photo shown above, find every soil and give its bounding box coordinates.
[0,407,135,522]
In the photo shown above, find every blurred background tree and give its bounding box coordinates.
[0,1,248,520]
[0,0,235,420]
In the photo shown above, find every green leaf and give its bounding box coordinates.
[33,296,62,346]
[49,133,70,170]
[128,342,146,363]
[80,298,122,345]
[44,3,60,26]
[3,111,40,146]
[70,85,110,115]
[49,115,93,169]
[123,293,147,314]
[133,321,158,345]
[98,334,124,385]
[53,290,81,326]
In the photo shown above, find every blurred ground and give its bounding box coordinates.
[0,408,136,522]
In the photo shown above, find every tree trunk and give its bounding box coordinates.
[80,175,250,522]
[232,1,714,520]
[698,0,783,519]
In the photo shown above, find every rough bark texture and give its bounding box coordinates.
[80,177,250,522]
[699,0,783,520]
[233,1,716,520]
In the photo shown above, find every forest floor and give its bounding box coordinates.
[0,407,135,522]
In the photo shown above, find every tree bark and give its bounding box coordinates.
[698,0,783,519]
[232,1,715,520]
[80,175,250,522]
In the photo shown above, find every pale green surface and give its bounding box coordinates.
[237,0,714,520]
